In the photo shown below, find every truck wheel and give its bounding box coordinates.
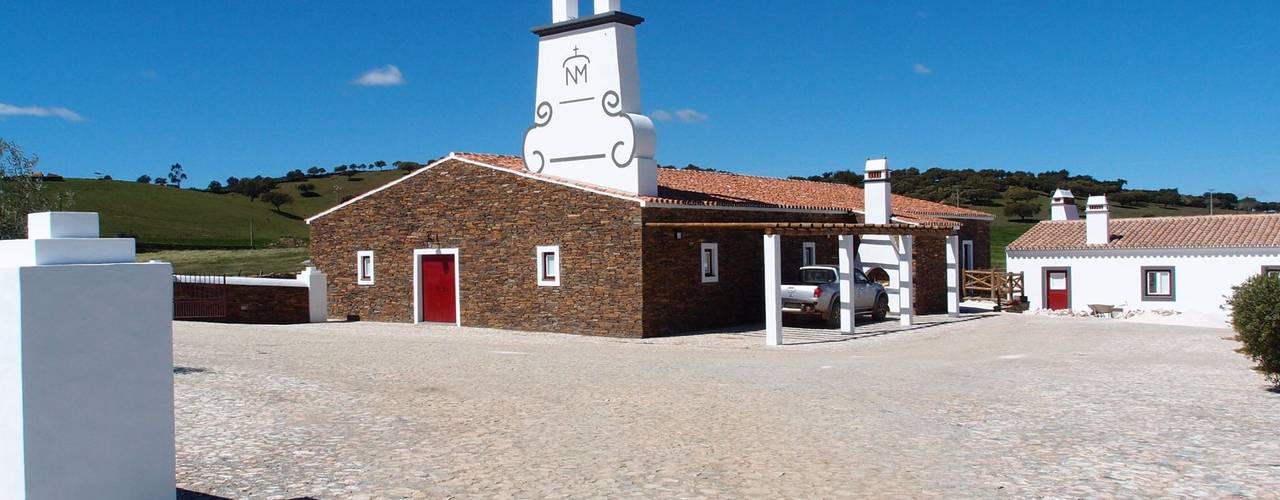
[872,295,889,321]
[825,298,841,328]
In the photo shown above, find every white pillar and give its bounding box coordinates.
[898,235,915,326]
[552,0,578,22]
[946,234,961,318]
[0,212,174,499]
[763,233,783,346]
[838,234,856,334]
[298,267,329,323]
[594,0,621,13]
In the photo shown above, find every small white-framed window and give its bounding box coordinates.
[536,245,560,287]
[802,241,816,266]
[701,243,719,283]
[1142,267,1175,301]
[961,240,975,270]
[356,250,375,285]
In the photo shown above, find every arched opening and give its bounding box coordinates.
[866,267,890,286]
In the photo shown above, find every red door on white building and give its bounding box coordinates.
[1045,269,1070,310]
[420,255,457,323]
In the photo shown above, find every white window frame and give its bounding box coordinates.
[802,241,817,266]
[961,240,975,270]
[701,243,720,283]
[536,245,561,287]
[1141,267,1175,301]
[356,250,375,285]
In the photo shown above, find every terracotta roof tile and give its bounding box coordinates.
[453,152,991,224]
[1007,214,1280,251]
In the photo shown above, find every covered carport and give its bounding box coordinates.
[645,221,962,346]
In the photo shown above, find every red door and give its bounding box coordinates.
[420,255,457,323]
[1045,269,1070,310]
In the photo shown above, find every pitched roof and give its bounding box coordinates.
[453,153,991,222]
[1007,214,1280,252]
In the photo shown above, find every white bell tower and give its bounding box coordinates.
[523,0,658,196]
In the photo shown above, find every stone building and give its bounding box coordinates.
[306,1,992,338]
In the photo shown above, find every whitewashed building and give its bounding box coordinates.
[1007,191,1280,324]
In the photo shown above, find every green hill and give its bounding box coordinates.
[41,169,407,248]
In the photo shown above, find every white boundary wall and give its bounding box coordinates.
[1008,247,1280,324]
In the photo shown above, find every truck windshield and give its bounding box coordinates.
[800,269,836,285]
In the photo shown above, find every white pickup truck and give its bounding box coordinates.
[782,266,890,326]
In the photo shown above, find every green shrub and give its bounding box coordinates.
[1228,274,1280,387]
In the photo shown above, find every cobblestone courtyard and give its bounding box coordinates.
[174,314,1280,498]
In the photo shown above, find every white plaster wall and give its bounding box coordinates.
[859,235,903,313]
[0,267,26,498]
[7,262,175,499]
[1008,248,1280,324]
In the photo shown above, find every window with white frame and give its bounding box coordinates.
[536,245,560,286]
[1142,267,1175,301]
[701,243,719,283]
[802,241,816,266]
[356,250,375,285]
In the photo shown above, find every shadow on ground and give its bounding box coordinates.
[683,313,998,346]
[179,488,315,500]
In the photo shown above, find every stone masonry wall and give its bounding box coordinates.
[310,159,645,337]
[954,219,992,269]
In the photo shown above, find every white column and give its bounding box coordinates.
[899,235,915,326]
[298,267,329,323]
[594,0,621,13]
[946,234,961,317]
[552,0,578,22]
[763,233,783,346]
[838,234,856,334]
[0,212,174,499]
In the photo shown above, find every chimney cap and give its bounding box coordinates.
[1085,195,1109,210]
[1051,188,1075,200]
[864,158,889,172]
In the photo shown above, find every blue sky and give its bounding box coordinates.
[3,1,1278,199]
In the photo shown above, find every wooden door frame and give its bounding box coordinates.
[1042,266,1071,310]
[413,248,461,326]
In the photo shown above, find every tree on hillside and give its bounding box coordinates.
[1238,197,1261,213]
[374,160,387,169]
[260,191,294,211]
[153,177,168,186]
[394,160,425,172]
[1004,201,1042,221]
[297,183,319,197]
[0,138,59,239]
[306,166,326,176]
[168,163,187,188]
[1108,191,1149,207]
[1154,189,1181,208]
[285,169,307,182]
[238,177,274,202]
[1006,186,1039,202]
[136,174,151,184]
[207,180,224,193]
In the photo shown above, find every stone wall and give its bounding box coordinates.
[310,159,646,337]
[641,208,852,336]
[223,285,310,324]
[954,218,993,269]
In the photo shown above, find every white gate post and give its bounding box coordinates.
[763,233,783,346]
[898,234,915,326]
[0,212,174,499]
[838,234,856,334]
[298,266,329,323]
[946,234,961,317]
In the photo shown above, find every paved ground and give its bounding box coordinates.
[173,314,1280,499]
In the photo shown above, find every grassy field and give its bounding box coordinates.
[965,192,1243,269]
[38,169,405,247]
[138,248,311,276]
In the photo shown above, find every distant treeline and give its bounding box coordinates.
[787,166,1278,212]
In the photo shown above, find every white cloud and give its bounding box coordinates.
[352,64,406,86]
[0,102,86,122]
[913,63,933,76]
[651,108,709,123]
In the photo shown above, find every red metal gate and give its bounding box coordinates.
[174,275,229,320]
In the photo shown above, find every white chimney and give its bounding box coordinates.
[1085,195,1110,245]
[1050,188,1080,221]
[552,0,578,22]
[864,158,891,225]
[595,0,621,14]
